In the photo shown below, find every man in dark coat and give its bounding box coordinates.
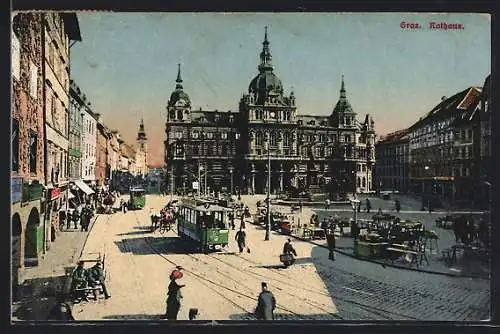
[70,261,88,301]
[326,229,336,260]
[166,276,185,320]
[255,282,276,320]
[235,228,247,253]
[240,214,246,230]
[87,261,110,300]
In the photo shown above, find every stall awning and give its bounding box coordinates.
[74,180,95,195]
[68,192,75,200]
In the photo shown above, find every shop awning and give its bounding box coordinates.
[68,192,75,200]
[74,180,95,195]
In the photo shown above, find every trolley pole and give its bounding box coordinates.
[265,142,271,241]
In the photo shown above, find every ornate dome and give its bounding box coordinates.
[169,90,191,106]
[168,64,191,107]
[247,26,285,104]
[249,71,284,99]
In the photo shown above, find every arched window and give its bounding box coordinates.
[283,132,290,147]
[255,131,263,146]
[177,110,183,120]
[270,132,277,146]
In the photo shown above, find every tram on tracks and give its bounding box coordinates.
[177,197,233,252]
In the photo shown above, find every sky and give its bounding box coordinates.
[70,12,491,167]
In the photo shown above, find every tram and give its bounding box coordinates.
[177,197,232,252]
[129,187,146,210]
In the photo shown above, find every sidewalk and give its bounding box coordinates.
[238,195,490,280]
[11,215,101,321]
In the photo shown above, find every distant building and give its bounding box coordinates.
[375,129,410,193]
[165,28,376,196]
[81,105,97,183]
[95,115,109,186]
[68,80,85,181]
[135,119,148,176]
[408,87,482,208]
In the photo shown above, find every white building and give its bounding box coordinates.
[81,105,97,182]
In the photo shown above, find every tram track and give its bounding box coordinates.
[131,210,421,320]
[132,211,344,320]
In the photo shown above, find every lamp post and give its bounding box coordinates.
[350,197,360,239]
[265,138,271,241]
[229,166,234,195]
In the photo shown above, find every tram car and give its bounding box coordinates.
[177,197,233,252]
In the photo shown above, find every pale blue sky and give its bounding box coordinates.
[69,12,491,166]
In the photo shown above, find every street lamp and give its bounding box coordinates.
[350,197,360,239]
[265,136,272,241]
[229,166,234,196]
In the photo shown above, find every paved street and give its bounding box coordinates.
[71,195,489,321]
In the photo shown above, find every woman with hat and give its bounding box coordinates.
[166,266,185,320]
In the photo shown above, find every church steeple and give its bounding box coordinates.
[137,118,147,141]
[258,26,273,72]
[175,63,183,90]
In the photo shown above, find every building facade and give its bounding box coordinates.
[95,116,109,186]
[479,74,492,209]
[11,13,46,289]
[375,129,410,193]
[68,80,84,181]
[165,28,376,196]
[81,105,97,183]
[42,12,80,250]
[408,87,482,208]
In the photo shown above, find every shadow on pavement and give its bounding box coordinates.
[12,274,69,321]
[114,236,202,255]
[133,226,154,230]
[117,230,153,236]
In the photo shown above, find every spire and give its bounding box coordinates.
[137,118,147,140]
[258,26,273,72]
[340,74,346,99]
[175,63,183,90]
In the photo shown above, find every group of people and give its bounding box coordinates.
[65,204,94,231]
[70,260,110,302]
[150,207,176,230]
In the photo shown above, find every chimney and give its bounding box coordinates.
[441,96,447,101]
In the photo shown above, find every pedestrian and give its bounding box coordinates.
[326,229,336,261]
[47,294,75,321]
[235,227,247,253]
[395,199,401,213]
[240,214,246,230]
[229,211,235,230]
[357,201,361,213]
[299,200,303,213]
[366,199,371,213]
[87,261,110,300]
[70,261,88,301]
[325,198,330,210]
[166,268,185,320]
[254,282,276,320]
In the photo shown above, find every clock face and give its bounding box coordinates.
[269,111,276,118]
